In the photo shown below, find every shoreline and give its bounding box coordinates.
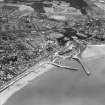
[0,62,54,105]
[1,44,105,105]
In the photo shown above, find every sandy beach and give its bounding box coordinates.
[0,62,54,105]
[4,53,105,105]
[82,44,105,60]
[1,44,105,105]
